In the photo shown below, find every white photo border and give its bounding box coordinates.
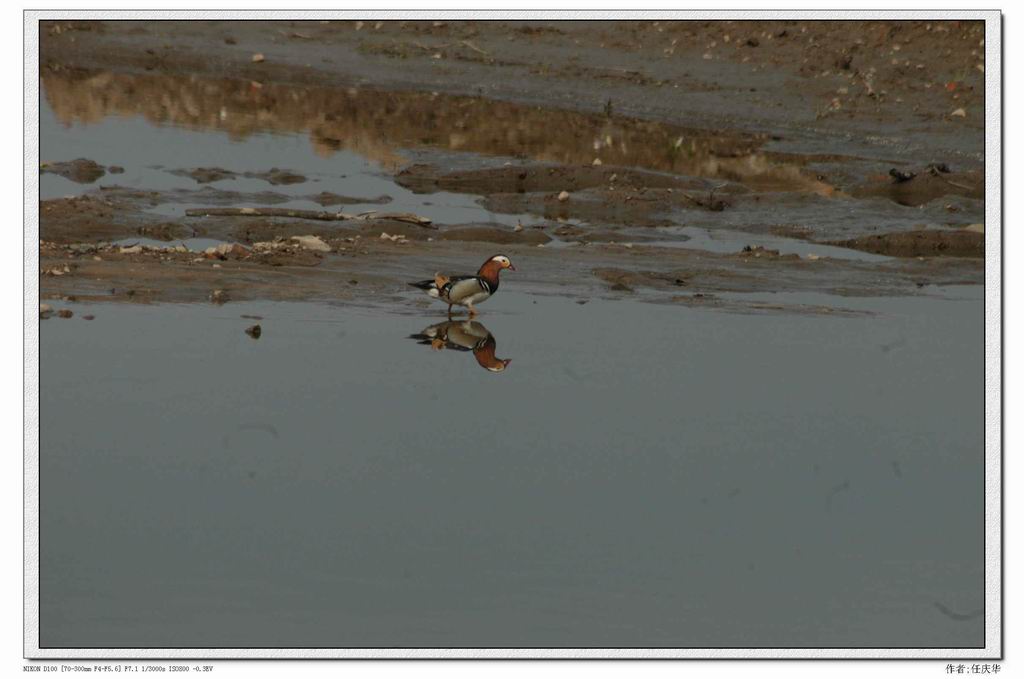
[23,8,1002,660]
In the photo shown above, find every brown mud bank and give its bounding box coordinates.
[38,19,986,312]
[40,68,775,178]
[40,19,985,159]
[827,229,984,258]
[40,223,982,313]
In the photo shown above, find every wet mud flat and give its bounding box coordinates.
[37,20,987,650]
[38,19,985,310]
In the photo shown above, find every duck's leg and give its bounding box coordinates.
[467,304,478,318]
[447,303,453,318]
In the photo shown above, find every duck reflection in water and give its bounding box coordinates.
[409,320,511,373]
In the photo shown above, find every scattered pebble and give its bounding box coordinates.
[557,190,570,202]
[57,309,73,319]
[204,243,250,259]
[251,53,265,63]
[245,324,262,339]
[951,108,967,118]
[291,235,331,251]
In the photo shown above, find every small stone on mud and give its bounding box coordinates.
[557,190,570,202]
[40,304,53,318]
[889,169,916,184]
[291,235,331,252]
[205,243,250,259]
[210,289,229,304]
[57,309,73,319]
[951,108,967,118]
[251,53,265,63]
[245,324,262,339]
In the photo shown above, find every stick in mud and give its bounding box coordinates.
[184,207,435,228]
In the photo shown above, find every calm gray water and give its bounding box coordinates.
[40,291,984,648]
[40,96,540,228]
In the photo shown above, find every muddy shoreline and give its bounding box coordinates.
[38,19,985,313]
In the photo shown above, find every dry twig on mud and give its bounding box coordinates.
[459,40,489,56]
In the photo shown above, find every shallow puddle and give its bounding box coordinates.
[41,68,806,183]
[40,94,540,229]
[40,291,983,648]
[40,68,851,244]
[649,225,892,262]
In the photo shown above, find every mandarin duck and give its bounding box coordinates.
[409,320,511,373]
[409,254,515,317]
